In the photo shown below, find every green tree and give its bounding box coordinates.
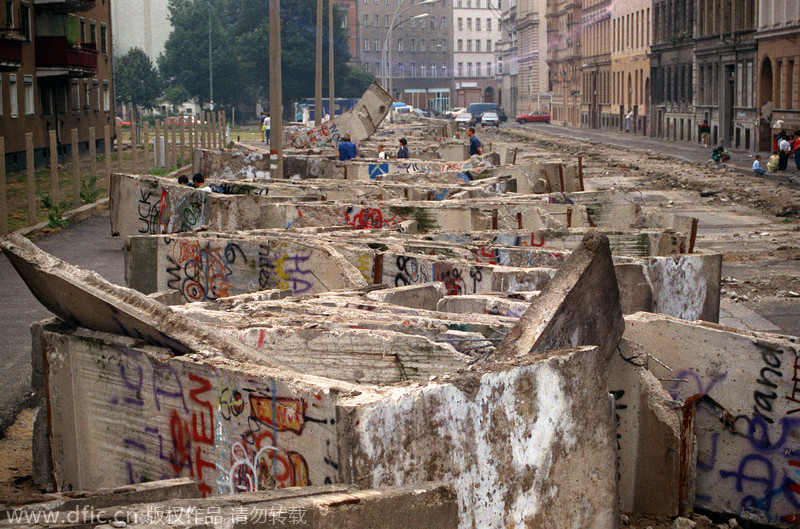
[114,47,163,115]
[160,0,374,118]
[163,85,192,114]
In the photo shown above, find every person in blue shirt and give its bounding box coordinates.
[467,127,482,156]
[752,154,766,175]
[397,137,410,159]
[338,134,358,161]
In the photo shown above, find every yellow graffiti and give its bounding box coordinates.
[355,254,372,282]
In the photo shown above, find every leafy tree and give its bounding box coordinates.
[114,47,163,115]
[163,85,192,114]
[160,0,375,119]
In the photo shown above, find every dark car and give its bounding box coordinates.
[516,110,551,124]
[466,103,508,124]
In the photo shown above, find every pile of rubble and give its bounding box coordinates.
[1,88,798,528]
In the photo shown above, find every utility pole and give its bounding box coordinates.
[315,0,323,126]
[269,0,283,178]
[328,0,334,119]
[208,3,213,111]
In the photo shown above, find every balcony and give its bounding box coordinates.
[35,36,97,77]
[0,29,24,71]
[33,0,95,13]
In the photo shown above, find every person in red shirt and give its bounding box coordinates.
[793,130,800,171]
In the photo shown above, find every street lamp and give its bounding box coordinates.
[381,0,438,100]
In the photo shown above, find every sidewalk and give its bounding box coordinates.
[526,123,800,181]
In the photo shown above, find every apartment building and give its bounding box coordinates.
[609,0,650,133]
[546,0,582,126]
[756,0,800,151]
[648,0,693,142]
[0,0,114,171]
[111,0,168,61]
[495,0,518,114]
[515,0,549,116]
[452,0,503,107]
[695,0,758,150]
[337,0,359,60]
[358,0,453,111]
[579,0,610,129]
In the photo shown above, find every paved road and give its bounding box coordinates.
[0,215,124,436]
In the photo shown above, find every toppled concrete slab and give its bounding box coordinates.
[624,312,800,527]
[492,232,625,362]
[287,82,392,149]
[1,482,459,529]
[339,346,618,529]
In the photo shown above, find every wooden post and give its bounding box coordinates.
[142,121,150,172]
[688,218,699,254]
[269,0,283,179]
[212,111,218,148]
[130,122,138,173]
[189,117,195,154]
[104,124,111,189]
[26,133,36,225]
[49,130,59,203]
[115,123,123,172]
[0,138,6,235]
[206,112,212,148]
[200,113,206,149]
[558,163,565,192]
[578,156,584,191]
[566,207,573,228]
[516,212,523,229]
[170,121,177,169]
[180,113,186,168]
[491,209,498,230]
[71,128,80,208]
[89,126,97,182]
[154,120,162,169]
[220,111,227,146]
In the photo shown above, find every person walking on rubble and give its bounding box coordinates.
[778,132,792,171]
[698,120,711,148]
[625,110,633,133]
[467,127,482,156]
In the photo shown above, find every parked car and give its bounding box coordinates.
[480,111,500,127]
[395,105,411,114]
[446,107,466,119]
[454,112,473,125]
[115,117,131,126]
[466,102,508,124]
[516,110,551,124]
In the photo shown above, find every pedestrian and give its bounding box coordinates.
[466,127,482,156]
[397,138,409,159]
[698,120,711,148]
[793,130,800,171]
[778,133,792,171]
[259,112,266,142]
[338,134,358,161]
[768,150,780,172]
[625,110,633,133]
[264,114,271,144]
[192,173,212,192]
[377,145,386,159]
[752,155,766,175]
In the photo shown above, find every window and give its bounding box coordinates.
[20,2,29,40]
[430,16,435,29]
[441,64,447,76]
[24,75,33,115]
[457,39,462,51]
[103,80,110,111]
[458,62,463,77]
[476,63,482,76]
[486,18,491,31]
[374,14,379,26]
[457,18,462,30]
[375,38,380,51]
[100,24,108,54]
[362,14,368,27]
[420,40,425,52]
[398,62,403,76]
[487,39,492,52]
[411,17,416,28]
[363,38,369,51]
[410,39,415,52]
[420,16,426,29]
[385,15,389,27]
[9,74,17,117]
[410,62,416,76]
[341,11,348,28]
[421,64,427,77]
[89,20,96,44]
[398,39,403,51]
[441,16,446,28]
[79,17,85,42]
[467,62,472,76]
[5,0,12,28]
[467,39,472,51]
[94,79,100,111]
[431,63,436,76]
[487,62,492,76]
[475,40,480,52]
[441,39,447,52]
[467,18,472,30]
[476,18,481,31]
[83,80,90,112]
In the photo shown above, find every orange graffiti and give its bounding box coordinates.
[249,395,306,435]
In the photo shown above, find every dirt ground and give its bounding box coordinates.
[1,123,798,526]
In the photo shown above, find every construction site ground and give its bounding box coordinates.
[1,122,799,528]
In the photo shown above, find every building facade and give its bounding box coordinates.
[0,0,114,171]
[515,0,549,116]
[695,0,758,150]
[756,0,800,151]
[546,0,582,126]
[111,0,169,61]
[579,0,610,129]
[649,0,694,142]
[496,0,518,114]
[358,0,453,111]
[608,0,649,133]
[452,0,503,107]
[336,0,359,61]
